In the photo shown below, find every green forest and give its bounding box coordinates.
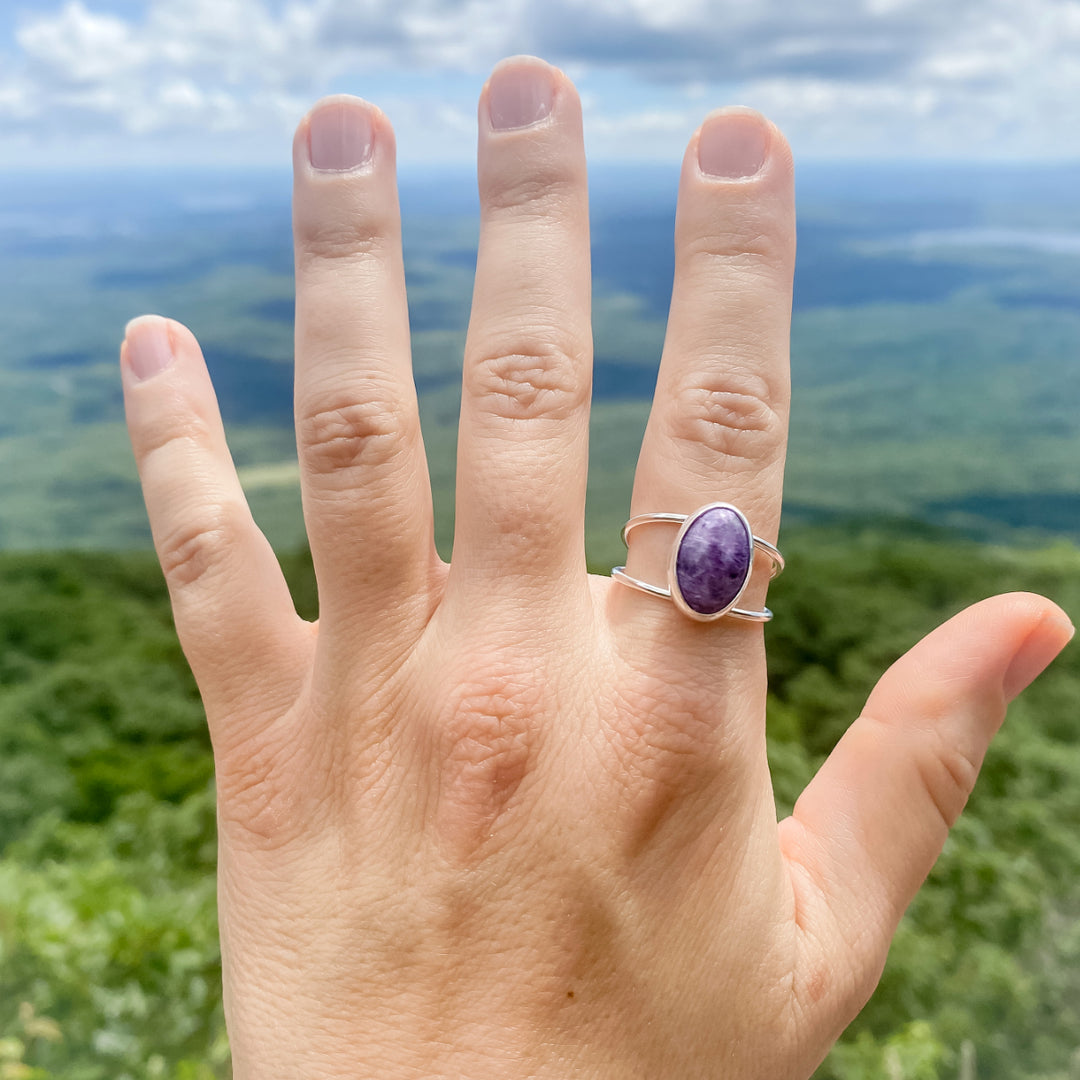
[1,525,1078,1079]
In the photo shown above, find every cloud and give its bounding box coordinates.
[18,1,144,87]
[736,1,1080,157]
[2,0,1080,161]
[531,0,956,82]
[0,0,312,149]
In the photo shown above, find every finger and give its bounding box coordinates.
[779,593,1073,1021]
[621,109,794,631]
[292,97,437,641]
[448,56,592,605]
[121,316,309,730]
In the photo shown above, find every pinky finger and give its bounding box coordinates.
[121,315,309,734]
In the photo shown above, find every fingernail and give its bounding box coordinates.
[488,60,554,131]
[308,99,375,171]
[124,316,174,382]
[1004,614,1074,701]
[698,110,770,179]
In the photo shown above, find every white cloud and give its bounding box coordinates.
[2,0,1080,162]
[17,2,145,87]
[736,0,1080,157]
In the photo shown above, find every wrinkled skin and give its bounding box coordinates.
[120,56,1071,1080]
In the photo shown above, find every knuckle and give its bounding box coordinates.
[467,344,589,422]
[134,413,214,470]
[296,216,394,271]
[607,673,708,775]
[481,167,579,218]
[681,215,791,274]
[216,726,332,851]
[157,504,237,592]
[666,369,783,466]
[863,711,984,832]
[591,665,751,859]
[299,396,413,482]
[432,670,543,856]
[597,673,737,854]
[913,728,981,829]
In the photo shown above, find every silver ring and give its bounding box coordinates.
[611,502,783,622]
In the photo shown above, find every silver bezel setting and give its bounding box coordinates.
[667,501,754,622]
[611,503,784,623]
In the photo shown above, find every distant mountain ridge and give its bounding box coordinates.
[0,162,1078,556]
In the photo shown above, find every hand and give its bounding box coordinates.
[119,55,1072,1079]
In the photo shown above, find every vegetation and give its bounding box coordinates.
[767,527,1080,1080]
[0,529,1078,1078]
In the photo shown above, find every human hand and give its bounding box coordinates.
[119,56,1072,1079]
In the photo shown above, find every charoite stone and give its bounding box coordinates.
[674,505,753,616]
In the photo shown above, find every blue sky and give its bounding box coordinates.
[2,0,1080,170]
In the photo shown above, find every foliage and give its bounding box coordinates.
[0,552,223,1079]
[766,526,1080,1079]
[1,531,1079,1077]
[0,792,224,1080]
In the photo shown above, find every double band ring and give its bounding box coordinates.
[611,502,783,622]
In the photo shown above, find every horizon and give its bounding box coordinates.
[1,143,1079,556]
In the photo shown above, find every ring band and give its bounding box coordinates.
[611,502,783,622]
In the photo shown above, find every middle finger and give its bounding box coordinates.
[446,57,593,614]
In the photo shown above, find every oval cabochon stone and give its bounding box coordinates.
[674,505,753,616]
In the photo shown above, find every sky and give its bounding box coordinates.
[1,0,1080,170]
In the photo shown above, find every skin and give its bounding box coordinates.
[119,56,1072,1080]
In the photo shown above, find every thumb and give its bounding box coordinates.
[777,592,1073,1022]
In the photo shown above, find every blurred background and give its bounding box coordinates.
[1,2,1079,1078]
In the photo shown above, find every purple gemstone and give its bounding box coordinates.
[674,506,753,616]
